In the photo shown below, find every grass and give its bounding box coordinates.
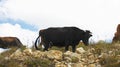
[0,46,54,67]
[71,56,79,63]
[0,59,21,67]
[99,56,120,67]
[89,41,120,67]
[24,57,54,67]
[0,41,120,67]
[0,47,19,67]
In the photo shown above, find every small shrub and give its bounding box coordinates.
[0,59,21,67]
[99,56,120,67]
[1,47,18,56]
[24,57,54,67]
[21,46,27,52]
[71,57,79,63]
[51,46,66,52]
[104,62,120,67]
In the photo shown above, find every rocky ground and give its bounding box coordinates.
[0,43,120,67]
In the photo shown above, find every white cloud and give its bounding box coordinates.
[0,6,8,19]
[0,0,120,42]
[0,23,38,48]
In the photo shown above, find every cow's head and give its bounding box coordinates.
[82,30,92,46]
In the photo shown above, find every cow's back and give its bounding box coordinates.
[41,27,84,43]
[0,37,23,48]
[42,27,69,42]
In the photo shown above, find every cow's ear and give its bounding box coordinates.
[85,30,90,33]
[85,30,92,36]
[85,30,91,34]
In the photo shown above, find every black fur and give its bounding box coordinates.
[35,27,92,52]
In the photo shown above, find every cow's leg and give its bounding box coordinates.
[65,41,70,51]
[43,45,49,51]
[65,45,69,51]
[43,41,49,51]
[72,45,76,52]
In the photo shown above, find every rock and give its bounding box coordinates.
[64,51,73,56]
[71,53,81,59]
[95,63,102,67]
[117,55,120,57]
[10,49,22,58]
[87,48,95,53]
[88,63,101,67]
[64,51,81,59]
[88,64,95,67]
[4,57,9,60]
[9,49,28,61]
[114,44,120,49]
[81,58,86,62]
[72,63,84,67]
[98,53,108,58]
[55,62,67,67]
[64,51,81,63]
[112,24,120,42]
[95,59,100,63]
[32,50,45,58]
[46,50,63,60]
[67,63,72,67]
[23,48,32,56]
[88,53,95,63]
[64,57,72,62]
[76,47,86,54]
[108,51,113,56]
[7,47,103,67]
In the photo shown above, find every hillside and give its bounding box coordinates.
[0,42,120,67]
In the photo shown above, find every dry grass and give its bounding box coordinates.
[0,41,120,67]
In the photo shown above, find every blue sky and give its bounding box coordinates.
[0,0,120,46]
[0,18,38,31]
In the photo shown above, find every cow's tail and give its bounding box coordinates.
[35,35,40,50]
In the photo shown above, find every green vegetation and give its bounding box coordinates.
[0,47,54,67]
[24,57,54,67]
[71,56,79,63]
[89,41,120,67]
[0,41,120,67]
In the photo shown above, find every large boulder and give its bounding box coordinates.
[112,24,120,42]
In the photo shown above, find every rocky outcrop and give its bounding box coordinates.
[2,42,120,67]
[3,45,120,67]
[6,47,103,67]
[112,24,120,42]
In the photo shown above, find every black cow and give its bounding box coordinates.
[35,27,92,52]
[0,37,23,48]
